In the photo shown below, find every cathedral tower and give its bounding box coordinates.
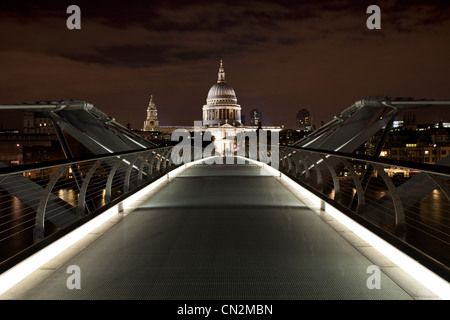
[143,94,159,131]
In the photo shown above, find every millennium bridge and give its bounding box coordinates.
[0,97,449,300]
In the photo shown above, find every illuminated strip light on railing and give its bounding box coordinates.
[120,157,148,176]
[323,203,450,300]
[238,156,450,300]
[0,156,213,296]
[0,202,118,295]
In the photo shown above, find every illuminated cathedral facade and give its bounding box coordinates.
[142,59,282,156]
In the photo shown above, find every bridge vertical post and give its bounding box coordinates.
[297,152,311,183]
[155,149,165,173]
[124,153,144,194]
[341,159,366,213]
[318,155,341,202]
[105,156,124,204]
[307,152,323,191]
[286,152,294,174]
[372,163,406,238]
[77,159,103,216]
[138,151,153,183]
[291,151,301,178]
[148,151,158,178]
[34,164,70,242]
[161,147,173,173]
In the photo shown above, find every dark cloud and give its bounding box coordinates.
[0,0,449,129]
[94,44,183,68]
[1,1,448,63]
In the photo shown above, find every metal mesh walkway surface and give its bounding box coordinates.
[2,163,420,299]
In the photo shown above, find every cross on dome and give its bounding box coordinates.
[218,59,226,83]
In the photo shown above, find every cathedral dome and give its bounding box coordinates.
[203,59,242,126]
[205,59,237,105]
[207,82,237,102]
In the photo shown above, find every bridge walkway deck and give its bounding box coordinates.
[1,162,436,299]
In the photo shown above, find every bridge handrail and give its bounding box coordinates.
[0,147,170,177]
[1,144,448,282]
[277,145,450,280]
[282,145,450,177]
[0,145,179,267]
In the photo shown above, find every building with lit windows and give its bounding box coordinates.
[23,112,54,134]
[377,121,450,166]
[296,108,312,131]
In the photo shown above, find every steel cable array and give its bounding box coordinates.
[0,144,448,281]
[0,147,175,263]
[278,146,450,270]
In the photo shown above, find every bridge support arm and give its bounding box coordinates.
[34,165,70,242]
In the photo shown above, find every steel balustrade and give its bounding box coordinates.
[0,143,448,281]
[278,145,450,276]
[0,146,177,264]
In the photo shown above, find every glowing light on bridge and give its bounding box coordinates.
[0,156,214,296]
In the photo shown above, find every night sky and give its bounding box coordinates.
[0,0,449,130]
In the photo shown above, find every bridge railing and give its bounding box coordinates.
[1,143,448,281]
[277,145,450,279]
[0,146,177,265]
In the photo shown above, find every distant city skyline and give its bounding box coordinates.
[0,1,449,129]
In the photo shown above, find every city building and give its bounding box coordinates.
[376,120,450,166]
[0,131,63,166]
[23,111,55,134]
[296,108,312,131]
[0,111,63,166]
[279,129,306,146]
[250,108,262,126]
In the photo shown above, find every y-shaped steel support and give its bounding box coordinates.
[34,164,70,242]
